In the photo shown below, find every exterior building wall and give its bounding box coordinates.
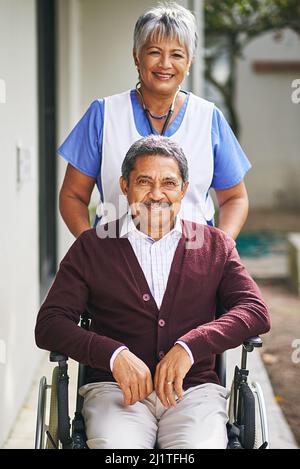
[236,29,300,209]
[0,0,40,446]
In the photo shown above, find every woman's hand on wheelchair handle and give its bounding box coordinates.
[112,349,153,406]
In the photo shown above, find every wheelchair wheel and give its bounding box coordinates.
[251,381,269,449]
[35,376,48,449]
[238,383,256,449]
[46,366,59,449]
[228,380,235,424]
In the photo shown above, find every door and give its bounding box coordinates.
[37,0,57,300]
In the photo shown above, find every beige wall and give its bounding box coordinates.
[236,29,300,210]
[0,0,41,446]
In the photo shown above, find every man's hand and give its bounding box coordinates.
[112,349,153,406]
[154,344,192,408]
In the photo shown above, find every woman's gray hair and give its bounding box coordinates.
[122,135,189,183]
[134,2,198,61]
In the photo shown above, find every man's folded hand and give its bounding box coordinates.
[112,349,153,406]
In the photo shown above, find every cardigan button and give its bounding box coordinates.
[158,319,166,327]
[143,293,151,301]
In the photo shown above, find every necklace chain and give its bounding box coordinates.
[135,82,181,120]
[135,82,181,136]
[148,109,169,120]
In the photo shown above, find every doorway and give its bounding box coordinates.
[37,0,57,300]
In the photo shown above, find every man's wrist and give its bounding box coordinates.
[175,341,194,365]
[110,346,129,371]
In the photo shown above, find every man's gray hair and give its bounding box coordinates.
[133,2,198,61]
[122,135,189,183]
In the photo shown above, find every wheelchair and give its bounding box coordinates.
[35,311,269,449]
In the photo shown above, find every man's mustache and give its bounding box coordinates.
[141,201,172,208]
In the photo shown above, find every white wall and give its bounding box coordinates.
[236,29,300,210]
[0,0,41,446]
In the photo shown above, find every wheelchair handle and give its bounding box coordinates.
[50,351,68,363]
[243,336,262,350]
[241,336,262,370]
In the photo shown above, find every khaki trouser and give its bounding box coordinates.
[79,381,229,449]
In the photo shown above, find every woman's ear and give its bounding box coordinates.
[133,49,139,68]
[186,59,194,76]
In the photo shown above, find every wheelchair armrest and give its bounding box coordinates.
[49,351,68,363]
[243,336,262,352]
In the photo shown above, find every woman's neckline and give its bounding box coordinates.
[130,89,190,137]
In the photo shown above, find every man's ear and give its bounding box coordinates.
[181,181,189,198]
[119,176,128,195]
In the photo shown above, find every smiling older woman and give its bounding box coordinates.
[58,2,251,239]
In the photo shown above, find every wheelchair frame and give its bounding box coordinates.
[35,312,269,449]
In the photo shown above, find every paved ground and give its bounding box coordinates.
[258,282,300,446]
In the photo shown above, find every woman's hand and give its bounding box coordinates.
[59,164,96,238]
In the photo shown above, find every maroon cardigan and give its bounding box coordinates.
[35,220,270,390]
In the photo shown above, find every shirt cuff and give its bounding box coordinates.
[110,346,129,372]
[175,341,194,365]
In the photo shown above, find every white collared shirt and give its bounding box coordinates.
[120,211,183,309]
[110,212,194,371]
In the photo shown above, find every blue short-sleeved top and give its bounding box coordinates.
[58,90,251,206]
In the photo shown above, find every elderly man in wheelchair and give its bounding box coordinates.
[35,135,270,450]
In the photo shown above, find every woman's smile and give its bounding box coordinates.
[152,72,175,81]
